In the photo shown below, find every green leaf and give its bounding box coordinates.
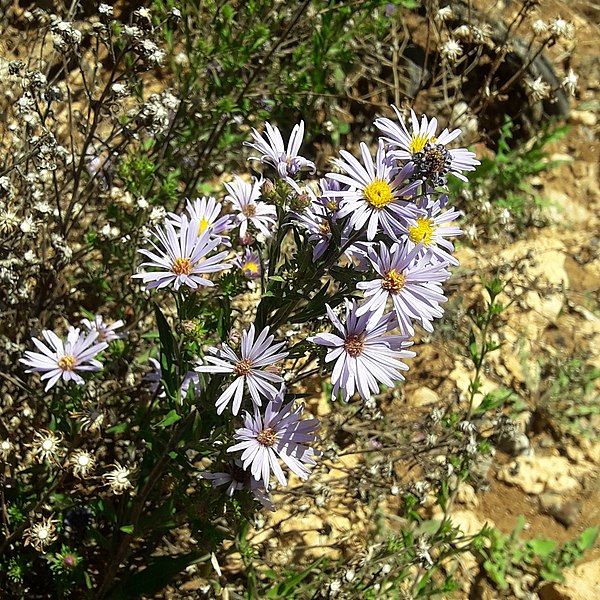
[528,538,557,558]
[120,525,134,534]
[577,527,599,551]
[157,409,181,429]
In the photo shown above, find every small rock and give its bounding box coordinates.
[569,110,597,126]
[410,386,439,406]
[539,557,600,600]
[539,493,582,527]
[497,455,588,495]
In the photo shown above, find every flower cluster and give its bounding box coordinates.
[19,106,475,510]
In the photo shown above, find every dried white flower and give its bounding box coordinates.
[98,4,113,17]
[526,76,551,101]
[532,19,548,35]
[436,6,454,22]
[0,439,13,459]
[562,69,578,96]
[550,17,574,40]
[20,216,38,235]
[104,462,133,494]
[499,207,511,224]
[440,39,463,62]
[111,83,128,97]
[24,516,58,552]
[70,450,95,478]
[0,208,19,234]
[32,430,63,463]
[149,206,166,223]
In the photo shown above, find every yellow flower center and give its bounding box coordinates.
[171,257,193,275]
[243,261,259,274]
[326,200,338,211]
[58,355,76,371]
[409,134,436,154]
[198,217,210,234]
[257,427,277,447]
[408,217,436,246]
[319,220,331,235]
[381,269,406,294]
[364,179,394,209]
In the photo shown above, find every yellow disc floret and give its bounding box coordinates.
[409,135,436,154]
[243,260,260,275]
[58,355,77,371]
[408,217,436,246]
[171,257,193,275]
[198,217,210,234]
[381,268,407,294]
[364,179,395,209]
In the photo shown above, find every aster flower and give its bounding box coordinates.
[20,327,108,391]
[145,357,166,397]
[374,107,480,183]
[145,358,200,401]
[81,314,125,342]
[245,121,316,184]
[404,199,462,266]
[312,300,415,402]
[168,196,232,241]
[196,325,288,415]
[295,199,333,261]
[225,176,276,238]
[326,140,422,240]
[234,247,262,279]
[200,460,274,510]
[133,217,230,291]
[227,394,319,489]
[357,242,450,334]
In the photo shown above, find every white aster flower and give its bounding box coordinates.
[225,176,276,238]
[20,327,108,391]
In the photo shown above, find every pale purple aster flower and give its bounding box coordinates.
[80,315,125,342]
[325,140,422,240]
[405,199,462,266]
[180,370,201,399]
[167,196,232,242]
[195,325,288,415]
[133,217,230,291]
[245,121,316,184]
[233,248,262,279]
[145,358,199,401]
[357,242,450,334]
[20,327,108,391]
[224,176,276,238]
[227,394,319,489]
[293,185,336,261]
[374,106,480,183]
[200,460,274,510]
[145,357,165,397]
[312,300,415,403]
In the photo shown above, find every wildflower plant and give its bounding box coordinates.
[0,1,589,598]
